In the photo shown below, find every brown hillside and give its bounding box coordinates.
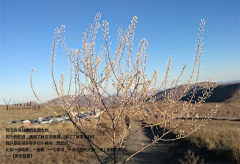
[24,82,240,108]
[42,94,123,108]
[152,82,240,103]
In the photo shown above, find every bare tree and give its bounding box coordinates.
[30,12,219,164]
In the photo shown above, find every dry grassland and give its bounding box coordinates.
[1,101,240,163]
[169,120,240,163]
[143,101,240,163]
[0,108,125,164]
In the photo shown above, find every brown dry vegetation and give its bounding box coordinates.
[0,110,125,164]
[141,100,240,118]
[0,106,92,123]
[184,101,240,118]
[133,100,240,163]
[1,101,240,163]
[0,106,63,123]
[100,99,240,163]
[168,120,240,163]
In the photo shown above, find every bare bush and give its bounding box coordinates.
[179,149,208,164]
[30,12,219,164]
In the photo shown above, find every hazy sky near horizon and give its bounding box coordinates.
[0,0,239,105]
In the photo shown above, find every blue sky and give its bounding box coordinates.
[0,0,239,105]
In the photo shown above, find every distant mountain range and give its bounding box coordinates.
[217,79,240,85]
[1,81,239,107]
[151,82,240,103]
[39,81,240,106]
[41,94,123,108]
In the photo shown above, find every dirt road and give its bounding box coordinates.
[91,118,180,164]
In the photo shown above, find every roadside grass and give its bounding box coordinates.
[0,114,125,164]
[167,120,240,163]
[137,101,240,163]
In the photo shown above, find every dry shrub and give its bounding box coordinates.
[0,117,124,164]
[28,12,220,164]
[179,149,207,164]
[169,120,240,163]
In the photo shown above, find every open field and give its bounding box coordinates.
[133,101,240,163]
[143,101,240,118]
[1,101,240,125]
[1,100,240,163]
[167,120,240,163]
[0,108,125,164]
[0,106,98,125]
